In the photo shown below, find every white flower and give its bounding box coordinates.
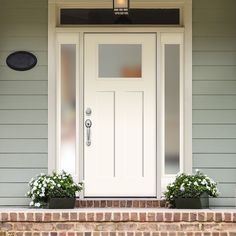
[34,202,41,207]
[180,184,185,191]
[57,184,61,187]
[34,181,38,187]
[201,179,207,185]
[210,179,215,185]
[29,201,34,206]
[194,181,198,186]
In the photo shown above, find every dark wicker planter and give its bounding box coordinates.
[48,197,76,209]
[175,193,209,209]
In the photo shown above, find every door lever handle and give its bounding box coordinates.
[85,119,92,146]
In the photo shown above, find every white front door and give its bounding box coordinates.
[84,33,156,197]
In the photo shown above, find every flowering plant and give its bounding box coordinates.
[27,171,83,208]
[164,171,219,207]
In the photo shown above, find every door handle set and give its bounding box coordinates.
[85,119,92,146]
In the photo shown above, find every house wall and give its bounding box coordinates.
[192,0,236,207]
[0,0,236,207]
[0,0,48,206]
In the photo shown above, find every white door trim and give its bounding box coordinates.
[48,0,192,199]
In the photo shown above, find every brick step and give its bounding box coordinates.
[1,210,236,235]
[75,199,166,208]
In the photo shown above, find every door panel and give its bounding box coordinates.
[84,33,156,197]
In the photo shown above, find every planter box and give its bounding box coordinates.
[48,197,76,209]
[175,193,209,209]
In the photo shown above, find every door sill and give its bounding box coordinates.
[75,199,166,208]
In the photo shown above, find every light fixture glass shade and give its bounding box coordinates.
[113,0,129,14]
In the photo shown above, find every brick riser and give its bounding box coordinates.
[75,200,167,208]
[1,211,236,235]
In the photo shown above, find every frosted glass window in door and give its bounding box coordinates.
[165,44,180,175]
[61,44,76,176]
[99,44,142,78]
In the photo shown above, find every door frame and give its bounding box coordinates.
[48,1,192,200]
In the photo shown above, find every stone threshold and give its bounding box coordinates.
[75,199,166,208]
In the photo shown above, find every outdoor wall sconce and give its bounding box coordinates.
[113,0,129,15]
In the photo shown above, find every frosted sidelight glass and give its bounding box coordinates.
[99,44,142,78]
[61,44,76,176]
[165,44,180,175]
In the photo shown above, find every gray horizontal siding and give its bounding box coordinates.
[193,37,236,51]
[0,66,47,80]
[0,37,48,51]
[0,0,48,206]
[193,154,236,168]
[0,0,47,9]
[193,110,236,124]
[0,139,47,153]
[0,198,30,206]
[0,23,47,37]
[193,23,236,37]
[0,96,47,109]
[193,0,236,9]
[193,0,236,207]
[0,169,47,183]
[193,52,236,66]
[193,125,236,138]
[193,66,236,81]
[0,183,30,197]
[193,8,236,23]
[193,139,236,154]
[193,95,236,109]
[209,198,236,208]
[0,125,47,138]
[0,81,47,94]
[0,8,47,24]
[0,110,47,124]
[193,81,236,95]
[0,154,47,168]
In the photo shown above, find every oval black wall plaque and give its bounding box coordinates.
[6,51,37,71]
